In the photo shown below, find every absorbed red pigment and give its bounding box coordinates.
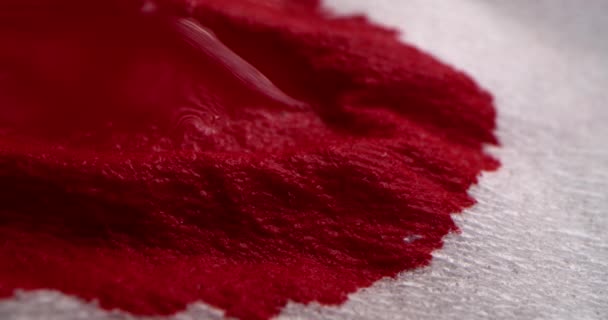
[0,1,499,319]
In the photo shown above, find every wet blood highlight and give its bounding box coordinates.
[0,1,499,319]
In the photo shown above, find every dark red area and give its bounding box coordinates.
[0,1,499,319]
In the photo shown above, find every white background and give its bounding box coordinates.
[1,1,607,319]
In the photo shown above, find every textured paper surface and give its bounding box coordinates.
[1,0,607,319]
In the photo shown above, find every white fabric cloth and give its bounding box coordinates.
[1,1,606,319]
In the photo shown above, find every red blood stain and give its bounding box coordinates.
[0,1,499,319]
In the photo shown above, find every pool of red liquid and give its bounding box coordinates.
[0,1,499,319]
